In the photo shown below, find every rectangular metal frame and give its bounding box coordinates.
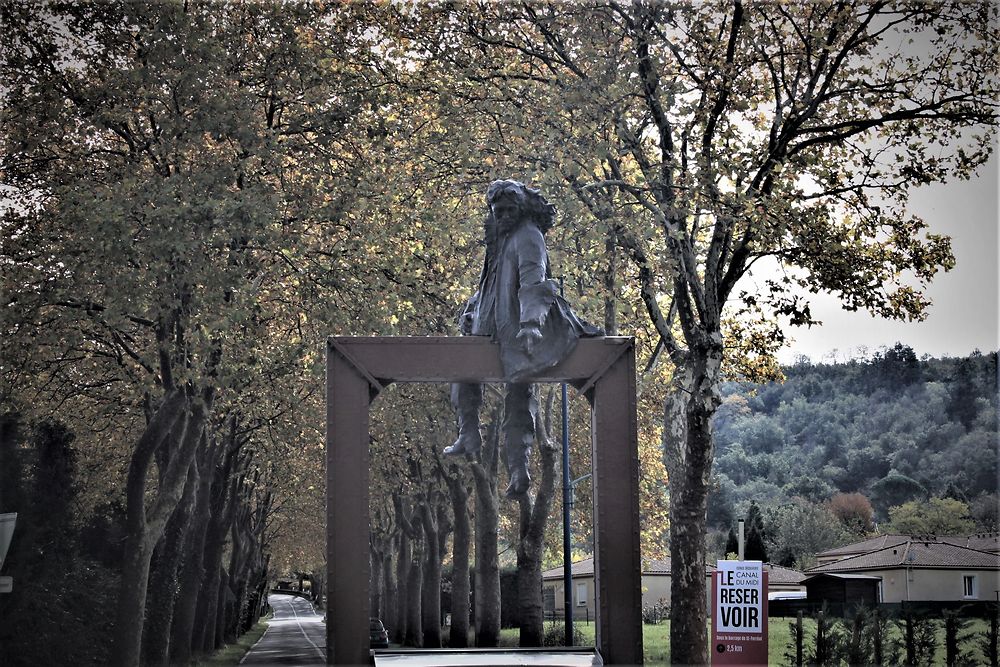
[327,336,643,664]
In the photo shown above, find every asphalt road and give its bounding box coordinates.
[241,593,327,665]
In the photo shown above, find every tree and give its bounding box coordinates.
[970,493,1000,532]
[513,389,560,646]
[870,473,928,517]
[767,498,851,570]
[380,4,997,661]
[828,492,876,535]
[886,497,976,535]
[1,3,394,663]
[744,500,769,562]
[724,528,739,557]
[443,460,473,647]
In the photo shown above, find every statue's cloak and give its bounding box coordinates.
[468,222,601,382]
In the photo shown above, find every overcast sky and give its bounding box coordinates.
[772,149,999,363]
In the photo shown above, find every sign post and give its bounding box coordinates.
[712,560,768,666]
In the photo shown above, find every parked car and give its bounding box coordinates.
[369,618,389,649]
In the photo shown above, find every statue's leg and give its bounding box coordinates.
[502,382,537,497]
[444,382,483,456]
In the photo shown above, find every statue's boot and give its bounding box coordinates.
[444,382,482,456]
[502,383,537,498]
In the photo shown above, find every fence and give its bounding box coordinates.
[543,608,593,624]
[771,599,1000,619]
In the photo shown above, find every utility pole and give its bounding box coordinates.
[560,276,573,644]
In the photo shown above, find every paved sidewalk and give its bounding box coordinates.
[241,593,326,665]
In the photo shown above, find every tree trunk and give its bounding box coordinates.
[197,440,241,652]
[665,340,723,667]
[446,467,472,648]
[114,535,159,667]
[225,506,251,642]
[393,531,410,644]
[311,568,326,610]
[418,502,443,648]
[215,568,230,649]
[516,390,558,647]
[404,544,424,647]
[383,548,398,638]
[142,459,199,666]
[110,390,194,667]
[471,502,499,645]
[515,512,545,647]
[604,226,618,335]
[169,435,216,664]
[371,546,385,622]
[472,413,501,647]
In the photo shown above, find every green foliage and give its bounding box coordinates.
[765,498,850,570]
[943,610,975,667]
[886,498,976,536]
[895,610,939,667]
[971,494,1000,532]
[981,612,1000,667]
[784,615,806,667]
[542,621,586,647]
[641,599,670,625]
[744,500,769,562]
[714,350,998,520]
[0,417,118,666]
[811,608,839,667]
[194,616,270,666]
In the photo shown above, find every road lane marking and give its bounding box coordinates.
[288,595,326,659]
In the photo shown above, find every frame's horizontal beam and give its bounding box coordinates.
[327,335,632,385]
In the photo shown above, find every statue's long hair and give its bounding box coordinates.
[486,179,557,234]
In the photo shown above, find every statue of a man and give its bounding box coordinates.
[445,180,601,497]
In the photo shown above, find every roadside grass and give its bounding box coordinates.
[193,615,271,666]
[498,617,992,665]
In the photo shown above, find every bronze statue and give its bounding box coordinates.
[445,180,601,497]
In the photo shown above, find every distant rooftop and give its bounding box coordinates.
[808,538,1000,573]
[817,533,1000,559]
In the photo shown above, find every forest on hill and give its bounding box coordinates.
[707,344,998,567]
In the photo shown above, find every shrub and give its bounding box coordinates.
[543,622,586,647]
[641,598,669,625]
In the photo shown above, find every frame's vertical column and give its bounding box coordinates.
[327,344,372,665]
[591,340,643,665]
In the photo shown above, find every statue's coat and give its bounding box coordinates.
[468,221,601,382]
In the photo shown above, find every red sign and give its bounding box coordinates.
[711,561,769,666]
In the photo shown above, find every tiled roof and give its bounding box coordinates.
[766,563,807,585]
[940,533,1000,554]
[816,535,909,558]
[817,533,1000,559]
[642,558,674,574]
[541,557,597,579]
[807,539,1000,573]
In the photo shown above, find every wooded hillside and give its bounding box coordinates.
[710,344,998,550]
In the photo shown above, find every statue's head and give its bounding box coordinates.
[486,179,556,234]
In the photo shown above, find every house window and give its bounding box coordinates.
[543,587,555,614]
[963,575,977,599]
[576,582,588,606]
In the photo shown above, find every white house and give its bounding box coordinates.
[807,537,1000,603]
